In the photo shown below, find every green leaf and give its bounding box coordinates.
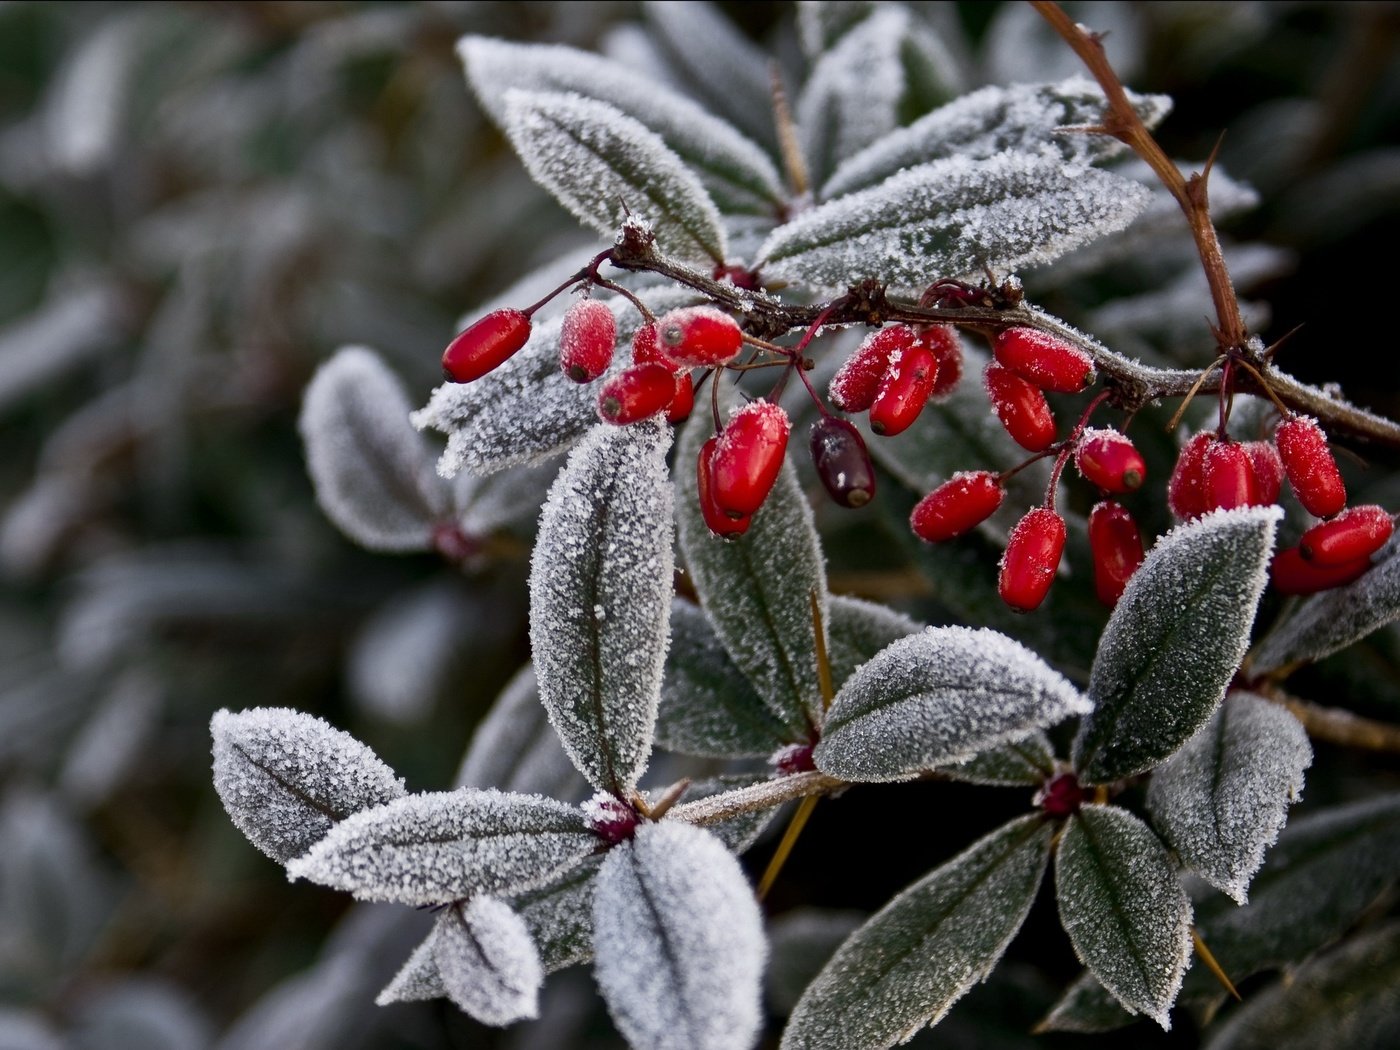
[780,815,1053,1049]
[1036,970,1137,1034]
[512,855,603,974]
[501,89,726,265]
[1054,804,1192,1028]
[940,731,1057,786]
[825,593,922,691]
[1074,507,1281,784]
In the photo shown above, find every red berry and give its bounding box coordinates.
[984,363,1056,452]
[631,321,666,367]
[999,507,1066,612]
[1244,440,1284,505]
[441,308,532,383]
[697,437,751,538]
[992,327,1095,393]
[829,325,915,413]
[597,362,677,425]
[1088,500,1145,607]
[1270,546,1371,595]
[1300,504,1393,565]
[910,471,1004,542]
[712,263,762,290]
[1277,416,1346,518]
[710,401,791,518]
[1036,772,1084,818]
[559,299,617,383]
[666,371,695,423]
[809,416,876,508]
[920,324,963,398]
[1167,432,1213,520]
[1075,429,1146,493]
[585,794,639,844]
[1202,439,1258,512]
[656,306,743,368]
[869,344,938,436]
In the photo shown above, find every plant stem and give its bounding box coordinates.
[1259,688,1400,754]
[668,771,847,827]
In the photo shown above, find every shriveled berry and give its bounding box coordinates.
[920,324,963,398]
[1075,429,1146,492]
[697,436,751,538]
[1300,504,1393,565]
[1270,546,1371,595]
[656,306,743,368]
[1202,439,1258,512]
[910,471,1004,542]
[711,400,791,518]
[666,371,695,423]
[999,507,1066,612]
[559,299,617,383]
[597,362,677,425]
[1277,416,1346,518]
[869,344,938,436]
[829,325,916,413]
[984,363,1056,452]
[441,308,531,383]
[1167,432,1214,520]
[1088,500,1145,607]
[809,416,876,508]
[1244,440,1284,505]
[992,327,1095,393]
[1036,772,1083,818]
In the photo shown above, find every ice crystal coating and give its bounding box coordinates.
[1074,506,1281,784]
[433,897,542,1026]
[528,421,674,795]
[814,626,1090,783]
[1147,693,1311,904]
[940,731,1058,787]
[824,594,922,691]
[501,89,726,266]
[376,929,445,1006]
[593,822,766,1050]
[453,664,583,801]
[759,152,1153,294]
[781,815,1053,1049]
[1054,805,1192,1029]
[285,789,596,905]
[513,855,603,974]
[299,347,445,552]
[210,707,406,864]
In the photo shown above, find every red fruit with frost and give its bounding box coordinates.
[1075,429,1146,493]
[559,299,617,383]
[1300,505,1393,565]
[1088,500,1145,607]
[869,344,938,436]
[656,306,743,368]
[1167,432,1214,520]
[631,322,666,367]
[441,308,532,383]
[1277,416,1346,518]
[809,416,876,508]
[666,371,695,423]
[830,325,916,413]
[1244,440,1284,505]
[910,471,1005,542]
[999,507,1066,612]
[917,324,963,398]
[597,362,677,425]
[711,401,791,518]
[1202,439,1258,512]
[992,327,1095,392]
[1271,546,1371,595]
[697,437,751,538]
[586,795,639,845]
[984,363,1056,452]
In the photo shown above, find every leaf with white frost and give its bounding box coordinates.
[529,421,674,795]
[1074,507,1281,784]
[501,89,726,266]
[825,594,922,691]
[797,1,879,58]
[375,929,444,1006]
[514,855,603,974]
[454,664,584,801]
[299,346,446,552]
[434,897,542,1026]
[1037,971,1136,1034]
[459,36,782,215]
[814,627,1089,783]
[210,708,406,864]
[1054,805,1192,1029]
[782,815,1053,1049]
[940,731,1058,787]
[285,789,597,905]
[759,152,1152,295]
[766,908,866,1017]
[593,822,766,1050]
[1147,692,1311,903]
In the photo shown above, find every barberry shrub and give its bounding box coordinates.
[210,4,1400,1049]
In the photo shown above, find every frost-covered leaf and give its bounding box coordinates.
[797,1,879,58]
[676,408,827,736]
[299,346,446,552]
[1074,507,1281,784]
[825,594,922,691]
[1147,692,1311,903]
[823,77,1170,199]
[656,601,795,758]
[1251,536,1400,673]
[0,283,125,413]
[454,664,584,801]
[1054,805,1192,1028]
[766,908,866,1017]
[210,708,406,864]
[781,815,1052,1049]
[528,421,674,795]
[434,897,542,1026]
[759,153,1152,295]
[984,0,1144,86]
[285,789,597,905]
[1037,970,1137,1034]
[940,731,1058,787]
[514,855,603,974]
[593,821,765,1050]
[375,929,444,1005]
[814,627,1089,783]
[501,89,726,265]
[459,36,782,215]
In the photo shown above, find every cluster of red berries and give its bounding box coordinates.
[829,323,962,435]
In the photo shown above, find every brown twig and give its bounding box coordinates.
[668,771,846,827]
[1257,687,1400,754]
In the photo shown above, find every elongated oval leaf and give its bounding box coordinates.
[1074,506,1281,784]
[502,89,726,266]
[759,153,1152,295]
[593,821,765,1050]
[940,731,1058,786]
[285,789,597,905]
[434,897,542,1026]
[453,664,584,801]
[529,421,674,795]
[781,814,1053,1049]
[210,708,405,864]
[513,854,603,974]
[376,927,444,1006]
[1147,692,1311,903]
[1054,805,1192,1028]
[814,626,1088,783]
[825,594,922,691]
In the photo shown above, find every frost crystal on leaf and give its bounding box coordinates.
[434,897,543,1026]
[513,855,603,974]
[593,821,766,1050]
[939,731,1058,787]
[376,928,445,1006]
[210,708,406,864]
[453,664,584,801]
[528,421,674,796]
[824,594,922,692]
[1147,692,1310,904]
[814,626,1089,783]
[1054,804,1192,1029]
[285,789,597,906]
